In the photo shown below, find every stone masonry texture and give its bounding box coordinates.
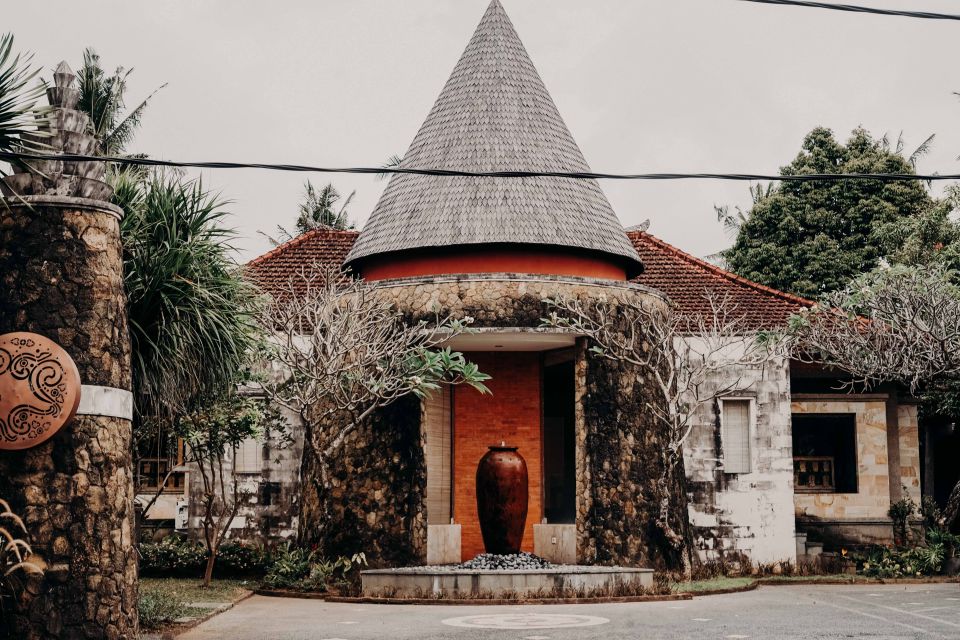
[297,274,691,570]
[0,199,138,639]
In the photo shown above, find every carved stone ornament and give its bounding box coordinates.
[0,332,81,450]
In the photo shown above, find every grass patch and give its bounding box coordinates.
[138,579,252,631]
[673,576,755,593]
[140,578,252,604]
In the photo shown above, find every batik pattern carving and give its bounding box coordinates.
[0,333,81,450]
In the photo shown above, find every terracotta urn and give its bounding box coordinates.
[476,444,528,554]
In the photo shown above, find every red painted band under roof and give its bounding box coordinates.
[245,228,811,329]
[356,245,630,281]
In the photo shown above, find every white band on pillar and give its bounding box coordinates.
[77,385,133,420]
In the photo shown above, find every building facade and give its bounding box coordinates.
[139,0,925,569]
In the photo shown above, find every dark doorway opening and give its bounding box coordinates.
[933,428,960,513]
[792,413,858,493]
[543,359,575,524]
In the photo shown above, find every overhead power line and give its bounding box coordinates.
[1,151,957,183]
[736,0,960,21]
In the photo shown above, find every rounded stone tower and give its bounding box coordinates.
[301,0,690,571]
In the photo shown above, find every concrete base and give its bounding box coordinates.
[426,524,461,565]
[361,565,654,598]
[533,524,576,564]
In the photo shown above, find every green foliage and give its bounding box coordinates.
[173,391,264,462]
[138,588,188,630]
[0,33,48,171]
[889,491,918,546]
[270,181,355,243]
[261,544,366,592]
[76,47,165,156]
[723,127,935,297]
[118,173,263,417]
[139,537,207,577]
[857,545,945,578]
[139,537,270,578]
[873,185,960,273]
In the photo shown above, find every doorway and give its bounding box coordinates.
[543,359,576,524]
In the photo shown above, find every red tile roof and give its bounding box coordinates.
[246,228,810,328]
[628,230,811,328]
[245,228,359,296]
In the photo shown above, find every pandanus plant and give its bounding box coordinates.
[0,498,43,622]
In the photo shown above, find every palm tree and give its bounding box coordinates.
[116,172,262,419]
[76,47,165,157]
[0,33,48,173]
[265,180,355,244]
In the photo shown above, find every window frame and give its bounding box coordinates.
[719,396,755,475]
[791,412,859,494]
[233,437,263,475]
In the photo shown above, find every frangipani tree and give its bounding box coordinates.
[259,264,489,549]
[790,264,960,528]
[543,291,788,560]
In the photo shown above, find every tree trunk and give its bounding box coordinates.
[202,547,217,588]
[0,198,138,639]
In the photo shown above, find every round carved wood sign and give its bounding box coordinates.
[0,332,81,450]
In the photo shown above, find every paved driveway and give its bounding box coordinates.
[180,583,960,639]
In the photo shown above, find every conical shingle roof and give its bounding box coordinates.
[344,0,642,275]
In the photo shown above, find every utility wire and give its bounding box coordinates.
[1,151,957,183]
[736,0,960,21]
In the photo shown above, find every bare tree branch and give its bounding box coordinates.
[257,264,489,550]
[544,289,788,555]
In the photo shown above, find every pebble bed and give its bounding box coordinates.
[439,552,555,571]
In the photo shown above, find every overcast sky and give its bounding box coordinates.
[8,0,960,262]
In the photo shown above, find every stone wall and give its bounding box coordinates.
[299,396,426,567]
[209,274,688,570]
[0,198,138,639]
[897,404,921,505]
[792,398,891,522]
[185,404,303,543]
[791,395,922,547]
[375,274,689,570]
[683,352,796,567]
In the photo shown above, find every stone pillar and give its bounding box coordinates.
[0,63,137,638]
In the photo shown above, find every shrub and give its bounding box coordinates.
[213,542,270,577]
[857,544,945,578]
[888,492,918,546]
[138,589,188,630]
[261,544,314,590]
[261,544,366,592]
[139,537,269,578]
[139,537,206,577]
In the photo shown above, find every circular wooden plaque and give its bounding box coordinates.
[0,332,81,450]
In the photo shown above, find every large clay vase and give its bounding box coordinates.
[476,445,528,554]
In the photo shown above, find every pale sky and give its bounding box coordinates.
[8,0,960,262]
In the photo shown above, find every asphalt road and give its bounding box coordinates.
[179,583,960,639]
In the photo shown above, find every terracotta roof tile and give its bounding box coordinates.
[248,228,810,329]
[246,228,359,297]
[628,230,811,328]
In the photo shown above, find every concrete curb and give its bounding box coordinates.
[757,576,959,586]
[163,590,254,639]
[322,593,691,605]
[681,581,759,597]
[683,575,959,598]
[254,588,328,600]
